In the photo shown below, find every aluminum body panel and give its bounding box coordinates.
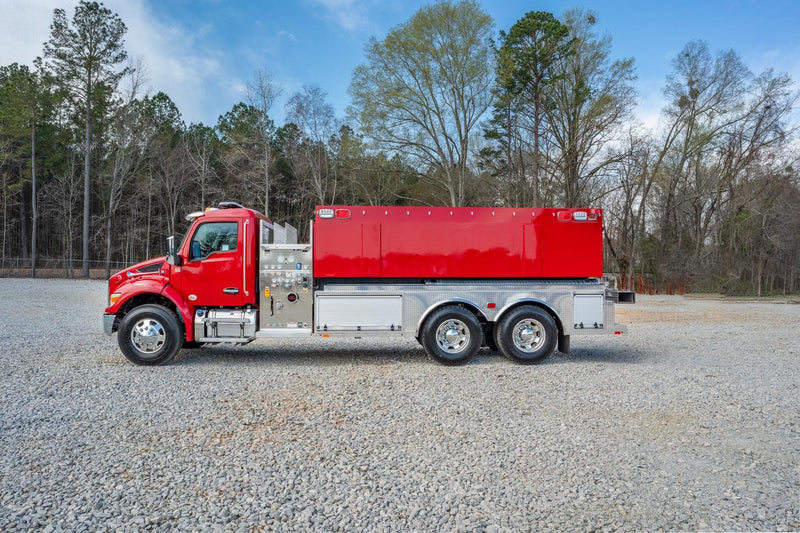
[316,295,403,331]
[573,294,604,329]
[314,279,624,336]
[313,206,603,279]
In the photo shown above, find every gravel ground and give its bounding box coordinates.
[0,278,798,532]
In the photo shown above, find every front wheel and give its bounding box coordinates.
[495,306,557,364]
[420,306,482,365]
[117,304,182,366]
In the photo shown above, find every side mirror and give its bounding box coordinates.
[166,235,183,266]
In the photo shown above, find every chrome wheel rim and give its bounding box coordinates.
[435,319,470,354]
[512,319,544,353]
[130,317,166,355]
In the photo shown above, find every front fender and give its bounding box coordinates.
[105,278,169,315]
[161,284,196,341]
[105,280,196,342]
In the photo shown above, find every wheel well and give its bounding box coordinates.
[416,301,487,340]
[118,294,183,336]
[494,301,564,337]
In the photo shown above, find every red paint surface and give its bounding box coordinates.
[313,206,603,279]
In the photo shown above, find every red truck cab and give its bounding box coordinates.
[104,204,265,364]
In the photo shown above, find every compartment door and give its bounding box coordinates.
[316,296,402,331]
[573,294,604,329]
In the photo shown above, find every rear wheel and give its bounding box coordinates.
[117,305,182,366]
[420,306,481,365]
[495,306,557,364]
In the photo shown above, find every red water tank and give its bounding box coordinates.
[313,206,603,279]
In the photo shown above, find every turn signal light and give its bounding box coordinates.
[109,293,121,304]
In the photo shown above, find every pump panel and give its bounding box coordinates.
[258,244,313,336]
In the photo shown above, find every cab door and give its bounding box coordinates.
[178,217,251,307]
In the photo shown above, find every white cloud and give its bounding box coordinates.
[0,0,230,125]
[105,0,227,125]
[635,81,667,133]
[0,0,60,67]
[308,0,372,33]
[278,30,297,43]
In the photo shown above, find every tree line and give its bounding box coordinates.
[1,1,798,295]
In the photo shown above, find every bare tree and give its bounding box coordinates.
[604,129,655,288]
[286,85,338,204]
[246,68,282,216]
[43,156,82,277]
[349,1,494,206]
[184,123,220,210]
[545,9,636,207]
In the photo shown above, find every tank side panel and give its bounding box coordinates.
[523,223,544,277]
[313,206,602,279]
[380,222,524,278]
[314,219,382,277]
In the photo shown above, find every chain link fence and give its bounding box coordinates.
[0,258,132,279]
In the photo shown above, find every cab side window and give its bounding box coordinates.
[189,221,238,261]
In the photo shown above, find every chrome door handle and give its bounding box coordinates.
[223,287,239,294]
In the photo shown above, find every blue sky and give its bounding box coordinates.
[2,0,799,130]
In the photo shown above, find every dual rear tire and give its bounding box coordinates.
[494,306,557,364]
[420,304,557,365]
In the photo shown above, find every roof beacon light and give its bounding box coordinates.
[573,211,588,221]
[335,209,351,219]
[319,208,335,219]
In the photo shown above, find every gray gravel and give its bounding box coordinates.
[0,278,798,531]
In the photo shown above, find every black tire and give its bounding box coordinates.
[420,306,482,365]
[495,306,557,364]
[117,304,182,366]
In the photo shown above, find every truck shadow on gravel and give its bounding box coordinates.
[169,343,644,367]
[171,343,429,367]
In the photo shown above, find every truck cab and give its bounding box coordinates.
[104,204,266,364]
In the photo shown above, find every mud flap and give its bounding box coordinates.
[558,332,570,354]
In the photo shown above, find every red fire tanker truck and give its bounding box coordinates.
[103,203,634,366]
